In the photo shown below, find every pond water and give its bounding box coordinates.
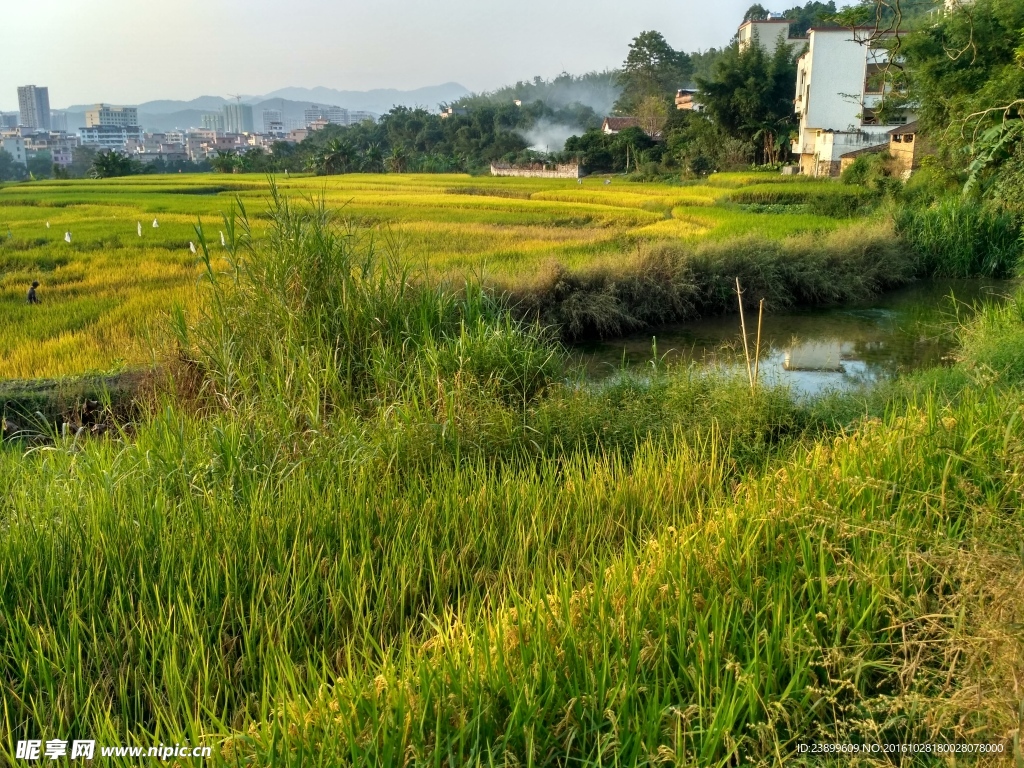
[576,279,1016,396]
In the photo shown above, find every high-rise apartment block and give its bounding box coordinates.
[262,109,284,134]
[223,103,254,134]
[202,113,225,132]
[304,105,348,127]
[17,85,51,130]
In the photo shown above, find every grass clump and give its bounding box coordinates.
[513,221,913,339]
[894,197,1022,278]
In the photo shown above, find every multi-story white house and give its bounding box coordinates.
[737,18,808,54]
[792,27,913,176]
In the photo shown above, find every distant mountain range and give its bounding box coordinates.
[54,83,471,132]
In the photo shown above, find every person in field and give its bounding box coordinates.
[27,281,40,305]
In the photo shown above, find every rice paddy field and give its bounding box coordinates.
[2,172,1023,766]
[0,172,859,379]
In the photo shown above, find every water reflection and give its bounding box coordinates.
[577,279,1014,396]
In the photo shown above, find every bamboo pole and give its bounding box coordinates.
[753,298,764,389]
[736,278,753,389]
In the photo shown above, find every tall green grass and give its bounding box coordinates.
[894,197,1022,278]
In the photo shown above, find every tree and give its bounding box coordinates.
[697,38,798,163]
[27,151,53,179]
[743,4,770,21]
[210,151,239,173]
[89,150,140,179]
[615,31,692,114]
[67,147,98,179]
[636,95,669,138]
[0,149,27,181]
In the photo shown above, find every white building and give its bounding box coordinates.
[1,135,27,165]
[17,85,51,130]
[304,105,348,127]
[85,104,139,128]
[737,18,808,54]
[792,27,913,176]
[263,109,284,134]
[347,111,376,124]
[80,124,143,149]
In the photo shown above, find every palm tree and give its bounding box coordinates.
[90,150,137,179]
[747,117,792,166]
[361,143,384,173]
[385,143,410,174]
[210,151,238,174]
[320,138,356,175]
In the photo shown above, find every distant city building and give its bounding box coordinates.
[80,124,143,149]
[348,111,376,124]
[262,109,284,134]
[201,113,225,132]
[0,112,19,129]
[1,135,27,166]
[304,105,348,127]
[85,104,139,128]
[51,146,73,168]
[50,112,68,132]
[17,85,51,130]
[223,103,254,134]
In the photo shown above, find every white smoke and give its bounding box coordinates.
[519,119,585,153]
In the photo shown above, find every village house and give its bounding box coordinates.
[737,17,808,54]
[601,117,641,135]
[674,89,704,112]
[887,121,928,177]
[792,27,915,176]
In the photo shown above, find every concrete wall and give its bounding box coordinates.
[490,163,583,179]
[800,30,870,133]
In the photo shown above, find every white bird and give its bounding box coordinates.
[137,222,142,237]
[189,241,197,254]
[220,231,226,247]
[64,231,72,243]
[45,221,50,229]
[152,219,159,228]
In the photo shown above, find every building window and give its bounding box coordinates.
[864,63,886,95]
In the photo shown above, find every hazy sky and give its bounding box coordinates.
[1,0,753,110]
